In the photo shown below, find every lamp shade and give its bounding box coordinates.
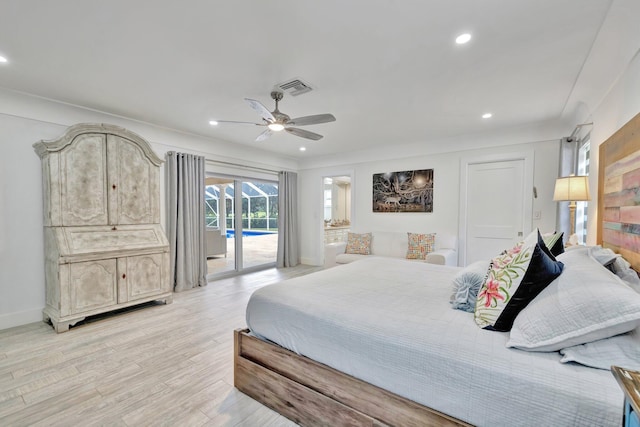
[553,175,591,202]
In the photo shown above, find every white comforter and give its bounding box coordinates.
[246,257,622,427]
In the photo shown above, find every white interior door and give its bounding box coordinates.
[463,158,529,265]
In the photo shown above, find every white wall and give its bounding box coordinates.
[585,49,640,244]
[0,89,297,330]
[299,138,560,266]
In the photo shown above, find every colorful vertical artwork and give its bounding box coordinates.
[601,125,640,271]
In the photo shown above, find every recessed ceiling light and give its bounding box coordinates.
[209,120,218,126]
[0,55,8,63]
[482,113,493,119]
[455,33,472,44]
[299,147,306,152]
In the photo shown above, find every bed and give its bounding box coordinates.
[234,114,640,426]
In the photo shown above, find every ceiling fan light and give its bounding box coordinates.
[268,123,285,131]
[456,33,472,44]
[209,120,218,126]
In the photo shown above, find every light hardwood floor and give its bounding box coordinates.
[0,264,323,426]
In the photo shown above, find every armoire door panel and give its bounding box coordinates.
[118,253,168,302]
[60,134,108,226]
[107,135,159,225]
[68,259,117,315]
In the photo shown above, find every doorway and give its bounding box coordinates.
[459,152,533,265]
[323,176,352,244]
[205,176,278,277]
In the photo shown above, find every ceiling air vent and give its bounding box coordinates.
[276,78,313,97]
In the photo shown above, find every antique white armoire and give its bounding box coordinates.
[34,123,172,332]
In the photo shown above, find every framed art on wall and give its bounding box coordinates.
[372,169,433,212]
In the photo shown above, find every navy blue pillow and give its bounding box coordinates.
[542,232,564,257]
[488,241,564,332]
[475,230,565,332]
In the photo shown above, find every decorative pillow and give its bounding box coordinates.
[611,257,640,293]
[507,248,640,351]
[542,231,564,257]
[559,328,640,371]
[588,246,640,293]
[589,246,619,267]
[345,232,372,255]
[406,232,435,260]
[450,260,491,313]
[474,231,564,332]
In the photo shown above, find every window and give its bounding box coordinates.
[324,178,332,222]
[205,186,221,227]
[575,140,590,244]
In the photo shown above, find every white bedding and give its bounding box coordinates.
[246,257,623,427]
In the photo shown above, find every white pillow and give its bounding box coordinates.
[559,327,640,371]
[507,247,640,351]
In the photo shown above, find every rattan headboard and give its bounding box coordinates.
[597,112,640,272]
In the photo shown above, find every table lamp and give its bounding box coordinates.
[553,175,591,235]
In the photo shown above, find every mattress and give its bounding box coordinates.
[246,257,623,427]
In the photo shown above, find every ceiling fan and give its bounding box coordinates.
[214,91,336,142]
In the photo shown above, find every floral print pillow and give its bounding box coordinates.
[474,231,564,332]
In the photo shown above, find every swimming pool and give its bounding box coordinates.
[226,230,277,238]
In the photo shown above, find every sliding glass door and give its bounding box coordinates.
[205,176,278,276]
[240,181,279,269]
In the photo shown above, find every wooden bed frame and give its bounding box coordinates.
[234,329,469,426]
[234,113,640,426]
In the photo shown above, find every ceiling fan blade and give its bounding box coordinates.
[244,98,275,122]
[287,113,336,127]
[255,129,273,142]
[285,127,323,141]
[214,120,265,126]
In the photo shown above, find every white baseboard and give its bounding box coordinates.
[300,257,322,266]
[0,308,43,331]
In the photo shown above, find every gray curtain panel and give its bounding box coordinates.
[277,171,300,267]
[556,139,574,239]
[166,152,207,291]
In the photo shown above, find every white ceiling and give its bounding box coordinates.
[0,1,623,158]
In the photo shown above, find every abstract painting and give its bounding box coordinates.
[372,169,433,213]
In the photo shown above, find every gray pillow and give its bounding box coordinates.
[611,257,640,293]
[450,260,490,313]
[588,246,619,267]
[589,246,640,293]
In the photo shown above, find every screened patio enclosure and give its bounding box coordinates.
[204,177,279,276]
[205,181,278,232]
